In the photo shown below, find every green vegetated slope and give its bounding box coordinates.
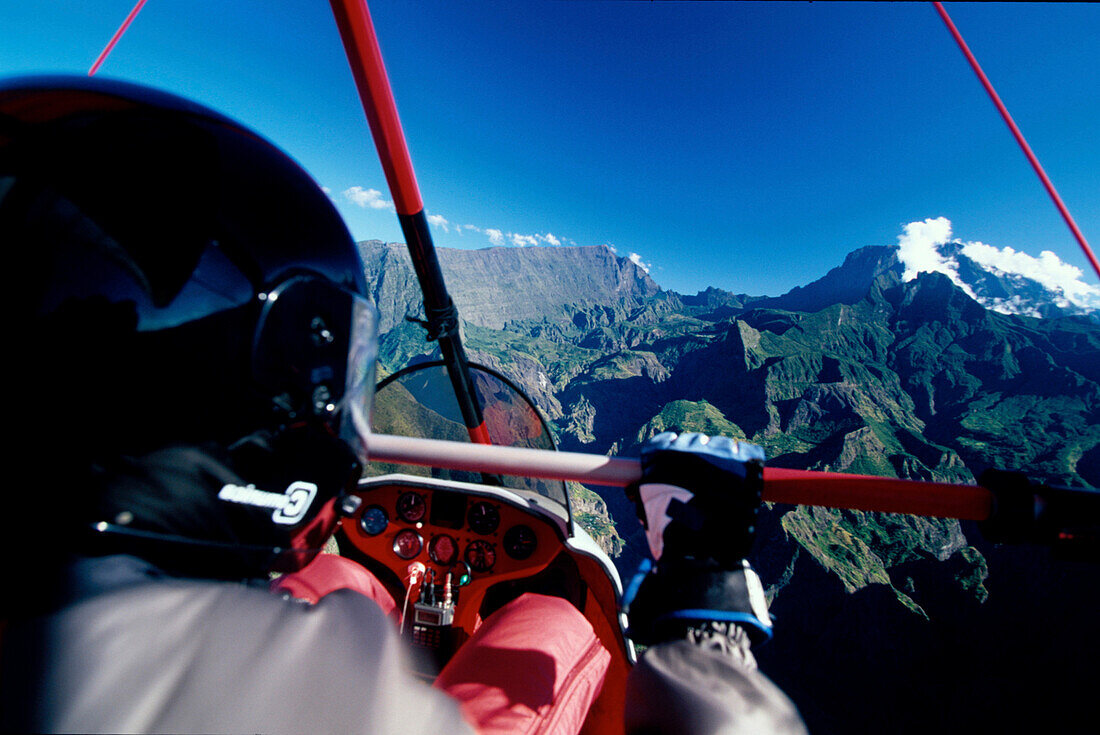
[363,240,1100,731]
[361,240,1098,585]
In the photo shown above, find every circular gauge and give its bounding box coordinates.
[392,529,423,559]
[467,502,500,535]
[396,492,427,523]
[428,534,458,566]
[359,505,388,536]
[464,540,496,572]
[503,525,538,560]
[453,561,472,586]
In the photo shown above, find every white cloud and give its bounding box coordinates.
[895,216,1100,314]
[455,225,567,248]
[321,186,332,195]
[505,231,565,247]
[394,215,571,251]
[961,241,1100,310]
[510,233,539,247]
[981,295,1044,319]
[896,217,979,300]
[453,224,484,237]
[628,252,651,273]
[898,217,956,281]
[343,186,394,211]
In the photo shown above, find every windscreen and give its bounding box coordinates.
[369,361,571,514]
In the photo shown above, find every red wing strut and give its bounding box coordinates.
[933,1,1099,280]
[88,0,149,76]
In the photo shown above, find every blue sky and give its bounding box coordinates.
[3,2,1098,297]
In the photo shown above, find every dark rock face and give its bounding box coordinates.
[359,241,660,331]
[757,245,903,313]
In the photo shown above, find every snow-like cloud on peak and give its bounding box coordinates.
[628,252,651,273]
[961,241,1100,310]
[895,216,1100,314]
[343,186,393,211]
[896,217,979,300]
[898,217,956,281]
[485,228,505,245]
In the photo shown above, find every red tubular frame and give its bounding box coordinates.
[329,0,423,216]
[934,1,1099,281]
[763,467,990,520]
[367,434,993,521]
[330,0,492,446]
[88,0,148,76]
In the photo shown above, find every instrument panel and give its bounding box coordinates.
[340,479,563,609]
[336,476,632,690]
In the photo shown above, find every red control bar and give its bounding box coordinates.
[367,433,993,520]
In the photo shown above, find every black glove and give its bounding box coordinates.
[624,432,772,646]
[979,469,1100,559]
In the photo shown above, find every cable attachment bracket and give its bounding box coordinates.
[405,297,460,342]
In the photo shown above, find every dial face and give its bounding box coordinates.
[467,501,500,535]
[464,540,496,572]
[392,529,423,559]
[396,492,427,523]
[503,524,538,560]
[359,505,388,536]
[428,534,458,566]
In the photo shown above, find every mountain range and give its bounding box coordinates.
[360,237,1100,734]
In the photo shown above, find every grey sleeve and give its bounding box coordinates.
[3,578,474,735]
[625,637,808,735]
[249,588,477,735]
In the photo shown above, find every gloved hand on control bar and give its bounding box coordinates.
[624,432,772,647]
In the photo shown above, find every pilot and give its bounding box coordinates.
[0,76,804,734]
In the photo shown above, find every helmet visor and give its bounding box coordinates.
[341,293,379,466]
[253,276,378,466]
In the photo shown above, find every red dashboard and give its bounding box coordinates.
[339,477,565,638]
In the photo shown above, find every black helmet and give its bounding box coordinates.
[1,76,377,582]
